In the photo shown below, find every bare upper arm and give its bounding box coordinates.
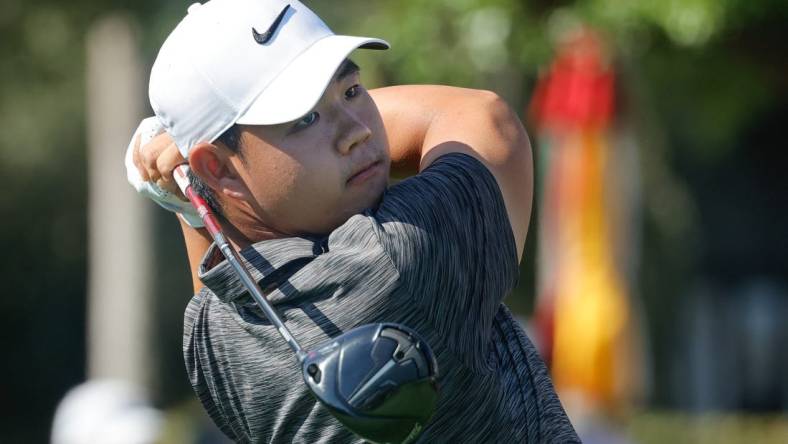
[371,85,533,260]
[178,216,213,294]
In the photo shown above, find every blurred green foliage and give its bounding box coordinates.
[0,0,785,441]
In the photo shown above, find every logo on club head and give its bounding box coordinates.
[252,4,291,45]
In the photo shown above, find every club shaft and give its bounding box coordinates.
[173,165,306,360]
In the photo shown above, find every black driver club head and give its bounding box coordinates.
[302,323,439,444]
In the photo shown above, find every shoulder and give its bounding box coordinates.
[374,152,516,253]
[371,152,519,299]
[377,152,507,224]
[183,288,208,333]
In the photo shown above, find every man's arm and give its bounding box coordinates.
[131,131,212,293]
[179,218,213,294]
[132,85,533,289]
[370,85,533,259]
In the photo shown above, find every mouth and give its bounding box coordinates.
[347,160,383,186]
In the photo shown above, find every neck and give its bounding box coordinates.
[220,205,292,250]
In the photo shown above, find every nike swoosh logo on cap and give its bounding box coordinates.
[252,4,291,45]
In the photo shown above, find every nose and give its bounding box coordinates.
[335,108,372,155]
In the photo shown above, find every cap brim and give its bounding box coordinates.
[236,35,389,126]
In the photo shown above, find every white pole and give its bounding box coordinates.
[85,14,152,388]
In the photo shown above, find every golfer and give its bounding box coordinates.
[127,0,578,442]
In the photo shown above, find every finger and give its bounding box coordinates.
[146,164,162,183]
[141,138,170,172]
[156,177,182,197]
[142,133,179,183]
[132,134,150,182]
[156,142,186,182]
[156,151,188,201]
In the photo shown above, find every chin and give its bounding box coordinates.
[313,175,388,234]
[361,175,388,209]
[330,185,385,227]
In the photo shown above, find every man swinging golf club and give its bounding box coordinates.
[126,0,579,442]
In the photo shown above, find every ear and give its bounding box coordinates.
[188,142,248,201]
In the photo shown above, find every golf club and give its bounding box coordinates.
[172,164,439,444]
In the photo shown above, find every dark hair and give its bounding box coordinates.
[187,124,243,217]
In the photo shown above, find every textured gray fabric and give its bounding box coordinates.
[184,153,579,443]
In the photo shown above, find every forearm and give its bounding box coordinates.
[372,85,528,173]
[371,84,532,258]
[179,217,213,294]
[370,86,429,177]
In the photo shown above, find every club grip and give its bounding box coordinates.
[173,164,223,236]
[173,164,192,196]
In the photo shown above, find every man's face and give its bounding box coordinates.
[230,61,390,236]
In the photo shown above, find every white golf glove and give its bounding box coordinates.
[124,117,204,228]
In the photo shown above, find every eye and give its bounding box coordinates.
[293,111,320,130]
[345,85,360,100]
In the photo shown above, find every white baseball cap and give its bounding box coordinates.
[149,0,389,157]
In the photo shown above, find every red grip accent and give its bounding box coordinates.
[184,186,203,208]
[184,187,222,236]
[203,214,223,235]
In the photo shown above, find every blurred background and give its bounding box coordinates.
[1,0,786,442]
